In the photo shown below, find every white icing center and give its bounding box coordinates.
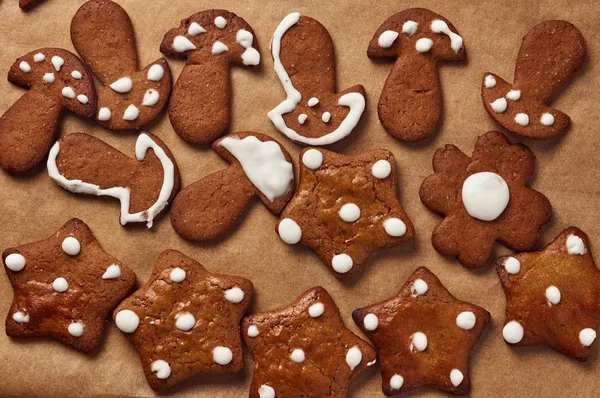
[188,22,206,36]
[123,104,140,121]
[147,64,165,82]
[384,218,406,237]
[504,257,521,274]
[4,253,26,272]
[515,113,529,126]
[13,311,30,323]
[415,38,433,52]
[490,98,507,113]
[115,309,140,333]
[98,107,111,121]
[62,237,81,256]
[484,75,496,88]
[52,277,69,293]
[331,254,353,274]
[213,346,233,365]
[258,385,275,398]
[170,267,186,282]
[19,61,31,73]
[173,36,196,52]
[212,41,229,55]
[71,70,82,79]
[372,159,391,179]
[102,264,121,279]
[580,328,596,346]
[109,77,132,93]
[431,19,463,53]
[290,348,305,363]
[378,30,399,48]
[51,56,64,71]
[503,321,524,343]
[175,312,196,331]
[214,16,227,29]
[402,20,418,35]
[43,73,55,84]
[339,203,361,223]
[236,29,260,66]
[450,369,464,387]
[411,279,428,296]
[68,321,84,337]
[541,113,555,126]
[302,149,323,170]
[566,235,585,255]
[410,332,428,352]
[545,286,561,305]
[142,89,160,106]
[321,112,331,123]
[506,90,521,100]
[456,311,476,330]
[225,287,245,303]
[151,360,171,379]
[278,218,302,244]
[363,313,379,331]
[34,53,45,62]
[62,87,75,99]
[308,303,325,317]
[390,374,404,390]
[247,325,259,337]
[462,172,510,221]
[345,346,362,370]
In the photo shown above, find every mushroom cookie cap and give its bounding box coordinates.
[267,12,366,146]
[160,10,260,144]
[367,8,466,142]
[482,20,586,139]
[70,0,173,131]
[0,48,97,173]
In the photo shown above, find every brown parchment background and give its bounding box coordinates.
[0,0,599,396]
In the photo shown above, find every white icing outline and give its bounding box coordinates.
[47,134,175,228]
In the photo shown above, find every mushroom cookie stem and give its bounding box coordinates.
[47,133,180,228]
[367,8,466,142]
[482,20,586,139]
[267,12,366,146]
[160,10,261,144]
[70,0,172,131]
[170,132,295,242]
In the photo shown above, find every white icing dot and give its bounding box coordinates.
[541,113,555,126]
[378,30,399,48]
[503,321,524,344]
[546,286,561,305]
[278,218,302,244]
[390,374,404,390]
[247,325,259,337]
[77,94,88,104]
[456,311,476,330]
[308,303,325,318]
[102,264,121,279]
[450,369,464,387]
[212,41,229,55]
[363,313,379,331]
[566,235,585,255]
[19,61,31,73]
[411,279,428,296]
[504,257,521,274]
[61,87,76,99]
[225,287,245,303]
[151,360,171,379]
[290,348,305,363]
[383,218,406,237]
[484,75,496,88]
[345,346,362,370]
[175,312,196,331]
[307,97,319,107]
[410,332,428,352]
[332,254,353,274]
[367,359,377,366]
[188,22,206,36]
[33,53,45,62]
[402,20,418,35]
[302,149,323,170]
[52,277,69,293]
[61,237,81,256]
[258,385,275,398]
[490,97,507,113]
[173,35,196,52]
[71,70,82,79]
[109,77,133,93]
[580,328,597,347]
[462,172,510,221]
[213,346,233,365]
[298,113,307,124]
[12,311,30,323]
[236,29,254,47]
[170,267,186,282]
[43,73,55,84]
[98,107,111,121]
[339,203,361,223]
[51,56,64,72]
[115,309,140,333]
[123,104,140,121]
[4,253,26,272]
[142,89,160,106]
[236,29,260,66]
[431,19,463,53]
[372,159,392,179]
[321,112,331,123]
[506,90,521,100]
[147,64,164,82]
[68,321,84,337]
[214,16,227,29]
[415,38,433,52]
[515,113,529,126]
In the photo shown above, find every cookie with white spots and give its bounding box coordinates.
[267,12,366,146]
[47,132,180,229]
[420,131,551,268]
[113,249,253,390]
[0,48,96,173]
[243,287,376,398]
[70,0,172,131]
[367,8,466,142]
[2,218,136,352]
[497,227,600,361]
[482,21,586,139]
[353,267,490,396]
[277,147,414,282]
[160,10,260,144]
[171,132,294,242]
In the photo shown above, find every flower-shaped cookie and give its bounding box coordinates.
[497,227,600,361]
[420,131,551,268]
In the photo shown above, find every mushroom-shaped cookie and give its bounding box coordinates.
[47,133,180,228]
[170,132,294,242]
[0,48,96,173]
[70,0,172,131]
[3,218,136,352]
[367,8,466,142]
[160,10,260,144]
[267,12,366,146]
[482,21,586,139]
[420,131,552,269]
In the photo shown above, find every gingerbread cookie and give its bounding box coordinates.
[420,131,551,268]
[47,132,180,228]
[70,0,172,130]
[482,21,586,139]
[243,287,376,398]
[367,8,465,142]
[3,218,136,352]
[160,10,260,144]
[267,12,366,146]
[171,132,294,242]
[497,227,600,361]
[277,147,414,281]
[353,267,490,395]
[0,48,96,173]
[113,250,252,390]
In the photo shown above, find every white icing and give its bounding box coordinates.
[109,77,132,93]
[490,98,507,113]
[225,287,245,303]
[142,89,160,106]
[77,94,88,104]
[367,359,377,366]
[402,20,418,35]
[247,325,259,337]
[308,303,325,317]
[378,30,399,48]
[504,257,521,274]
[219,136,293,202]
[68,321,84,337]
[213,346,233,365]
[462,172,510,221]
[236,29,260,66]
[321,112,331,123]
[71,70,82,79]
[503,321,524,343]
[331,254,353,274]
[410,332,427,352]
[147,64,164,82]
[450,369,464,387]
[506,90,521,100]
[484,75,496,88]
[302,149,323,170]
[214,16,227,29]
[411,279,428,296]
[170,267,186,282]
[566,235,585,255]
[51,56,64,71]
[173,36,196,52]
[372,159,392,179]
[98,107,111,121]
[290,348,305,363]
[580,328,596,346]
[33,53,45,62]
[339,203,361,223]
[307,97,319,107]
[188,22,206,36]
[258,385,275,398]
[151,360,171,379]
[546,286,561,305]
[345,346,362,370]
[267,12,365,145]
[384,218,406,237]
[415,38,433,52]
[47,133,175,228]
[13,311,30,323]
[52,277,69,293]
[19,61,31,73]
[456,311,476,330]
[390,374,404,390]
[278,218,302,244]
[212,41,229,55]
[431,20,463,53]
[115,309,139,333]
[297,113,307,124]
[515,113,529,126]
[4,253,26,272]
[62,87,75,99]
[102,264,121,279]
[123,104,140,121]
[363,313,379,331]
[175,312,196,331]
[43,73,55,84]
[541,113,555,126]
[62,237,81,256]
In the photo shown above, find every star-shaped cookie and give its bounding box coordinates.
[353,267,490,395]
[497,227,600,361]
[112,249,253,390]
[277,147,414,281]
[2,218,136,352]
[242,287,376,398]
